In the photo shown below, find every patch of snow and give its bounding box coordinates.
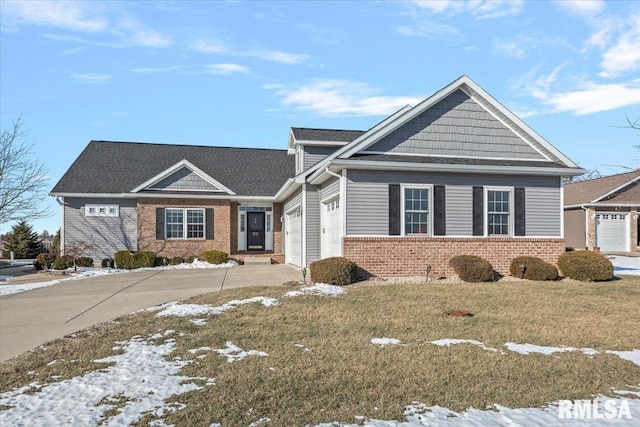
[294,343,311,352]
[0,335,214,426]
[504,342,579,356]
[190,318,207,326]
[155,296,278,318]
[248,417,271,426]
[371,338,402,347]
[214,341,268,363]
[431,339,502,353]
[608,256,640,276]
[285,283,346,297]
[605,350,640,367]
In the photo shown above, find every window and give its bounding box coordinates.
[403,186,430,235]
[166,208,205,239]
[487,189,511,236]
[85,204,119,217]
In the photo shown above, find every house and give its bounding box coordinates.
[564,170,640,252]
[51,76,585,276]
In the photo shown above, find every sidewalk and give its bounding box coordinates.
[0,264,300,362]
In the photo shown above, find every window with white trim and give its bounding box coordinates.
[403,186,430,235]
[487,189,511,236]
[166,208,205,239]
[85,204,119,217]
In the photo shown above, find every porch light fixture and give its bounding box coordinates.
[425,264,432,282]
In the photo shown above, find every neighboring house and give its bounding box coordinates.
[51,75,584,276]
[564,170,640,253]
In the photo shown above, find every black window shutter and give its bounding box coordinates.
[156,208,165,240]
[472,187,483,236]
[433,185,446,236]
[205,208,214,240]
[515,187,526,236]
[389,184,401,236]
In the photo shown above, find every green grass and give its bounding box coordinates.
[2,277,640,425]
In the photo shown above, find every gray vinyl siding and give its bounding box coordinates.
[64,197,137,261]
[364,90,546,161]
[319,177,340,201]
[564,208,586,249]
[284,190,302,213]
[149,167,221,191]
[305,184,321,265]
[303,146,338,171]
[345,170,561,237]
[445,186,473,235]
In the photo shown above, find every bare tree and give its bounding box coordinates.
[63,240,95,272]
[0,118,51,224]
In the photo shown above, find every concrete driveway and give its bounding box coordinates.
[0,264,300,362]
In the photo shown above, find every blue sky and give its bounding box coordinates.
[1,0,639,234]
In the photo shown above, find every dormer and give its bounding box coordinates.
[288,127,364,174]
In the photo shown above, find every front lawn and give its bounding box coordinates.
[1,277,639,425]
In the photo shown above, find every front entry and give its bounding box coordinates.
[247,211,266,251]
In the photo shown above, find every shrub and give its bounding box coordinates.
[449,255,495,282]
[154,256,169,267]
[53,255,74,270]
[309,257,358,286]
[201,250,228,265]
[557,251,613,281]
[171,256,185,265]
[114,250,157,269]
[34,253,55,270]
[186,256,196,263]
[101,258,115,268]
[509,256,558,281]
[75,257,94,267]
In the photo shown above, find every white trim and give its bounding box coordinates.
[51,192,274,201]
[560,184,565,239]
[565,203,640,209]
[85,204,119,217]
[401,184,434,236]
[302,185,307,267]
[341,169,347,244]
[295,140,350,146]
[360,150,551,163]
[592,175,640,203]
[164,207,206,240]
[131,159,236,195]
[59,196,65,256]
[484,186,514,237]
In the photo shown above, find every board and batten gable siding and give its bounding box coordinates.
[305,184,321,265]
[319,176,340,200]
[345,170,561,237]
[303,146,339,171]
[364,90,545,161]
[64,197,137,260]
[148,168,220,191]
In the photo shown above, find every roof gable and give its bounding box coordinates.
[287,128,364,154]
[362,89,547,161]
[132,159,235,194]
[565,170,640,206]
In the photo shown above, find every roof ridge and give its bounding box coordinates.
[89,140,287,152]
[290,127,365,132]
[566,169,640,185]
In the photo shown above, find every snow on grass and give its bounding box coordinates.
[371,337,403,347]
[504,342,598,357]
[431,338,503,353]
[0,335,214,426]
[155,296,278,318]
[213,341,268,363]
[285,283,346,297]
[606,350,640,367]
[608,255,640,276]
[0,259,237,297]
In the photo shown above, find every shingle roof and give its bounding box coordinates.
[291,127,364,143]
[564,169,640,206]
[348,153,571,169]
[51,141,295,196]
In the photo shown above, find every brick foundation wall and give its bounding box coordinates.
[138,198,231,258]
[343,237,566,278]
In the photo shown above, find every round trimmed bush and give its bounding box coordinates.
[186,255,196,263]
[34,253,55,270]
[201,250,228,265]
[171,256,185,265]
[309,257,358,286]
[75,257,94,268]
[557,251,613,281]
[53,255,74,270]
[509,256,558,281]
[449,255,495,282]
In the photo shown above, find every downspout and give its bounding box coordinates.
[324,166,341,180]
[55,196,65,255]
[580,205,590,250]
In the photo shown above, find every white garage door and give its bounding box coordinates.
[321,197,341,259]
[285,209,302,267]
[596,213,629,252]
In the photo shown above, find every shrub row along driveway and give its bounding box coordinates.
[0,264,300,362]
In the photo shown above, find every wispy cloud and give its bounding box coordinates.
[130,65,187,73]
[297,23,339,45]
[552,0,605,18]
[599,12,640,78]
[70,73,111,83]
[190,38,309,65]
[130,63,250,76]
[206,64,250,75]
[265,79,422,117]
[492,34,569,59]
[2,0,107,32]
[113,17,172,48]
[190,39,229,54]
[404,0,523,20]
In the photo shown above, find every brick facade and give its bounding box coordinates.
[343,237,566,278]
[138,198,232,258]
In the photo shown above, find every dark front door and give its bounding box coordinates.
[247,212,265,251]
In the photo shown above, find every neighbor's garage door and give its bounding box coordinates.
[321,197,341,259]
[595,213,629,252]
[285,209,302,267]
